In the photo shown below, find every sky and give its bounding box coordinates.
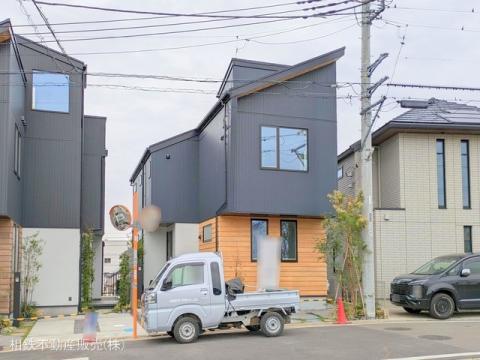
[5,0,480,238]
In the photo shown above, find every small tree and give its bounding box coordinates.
[21,233,43,318]
[315,191,367,318]
[115,252,131,311]
[80,230,95,311]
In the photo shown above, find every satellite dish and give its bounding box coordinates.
[139,206,162,232]
[109,205,132,231]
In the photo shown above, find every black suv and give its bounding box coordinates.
[390,253,480,319]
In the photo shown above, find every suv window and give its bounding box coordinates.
[463,257,480,275]
[165,263,204,288]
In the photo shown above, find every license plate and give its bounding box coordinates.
[391,294,402,302]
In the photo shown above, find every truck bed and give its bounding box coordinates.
[228,290,300,312]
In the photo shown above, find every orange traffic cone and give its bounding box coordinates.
[336,297,348,325]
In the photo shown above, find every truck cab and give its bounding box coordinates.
[142,252,299,343]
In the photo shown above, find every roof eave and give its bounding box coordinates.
[229,46,345,98]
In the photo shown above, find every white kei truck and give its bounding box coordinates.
[141,252,300,343]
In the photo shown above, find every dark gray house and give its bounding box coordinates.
[131,47,344,296]
[0,20,107,315]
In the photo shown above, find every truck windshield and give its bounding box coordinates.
[148,262,170,290]
[412,256,462,275]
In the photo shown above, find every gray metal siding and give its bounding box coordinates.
[337,153,356,197]
[150,137,199,223]
[18,42,84,228]
[198,107,227,221]
[0,41,25,223]
[81,116,106,232]
[228,63,337,216]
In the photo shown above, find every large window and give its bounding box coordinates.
[461,140,471,209]
[436,139,446,209]
[464,226,473,253]
[261,126,308,171]
[32,71,70,113]
[14,125,21,178]
[251,219,268,261]
[203,224,212,243]
[164,263,204,289]
[281,220,297,261]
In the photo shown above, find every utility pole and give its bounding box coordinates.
[360,0,376,320]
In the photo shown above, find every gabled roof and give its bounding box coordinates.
[0,19,26,85]
[338,98,480,162]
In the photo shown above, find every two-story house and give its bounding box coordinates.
[131,47,345,296]
[338,98,480,297]
[0,20,107,315]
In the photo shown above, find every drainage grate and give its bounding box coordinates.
[419,335,452,341]
[384,327,412,331]
[73,319,100,334]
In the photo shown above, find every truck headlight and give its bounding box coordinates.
[410,285,423,299]
[146,292,157,304]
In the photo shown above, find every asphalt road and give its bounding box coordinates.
[3,320,480,360]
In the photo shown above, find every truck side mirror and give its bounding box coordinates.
[461,268,471,277]
[161,280,173,291]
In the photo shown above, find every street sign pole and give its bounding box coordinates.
[132,226,138,338]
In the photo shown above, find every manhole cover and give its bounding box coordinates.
[419,335,452,341]
[73,319,100,334]
[384,327,411,331]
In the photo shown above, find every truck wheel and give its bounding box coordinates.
[245,325,260,332]
[173,316,200,343]
[260,312,284,337]
[429,293,455,320]
[403,307,421,314]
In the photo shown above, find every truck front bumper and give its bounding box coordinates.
[390,293,429,310]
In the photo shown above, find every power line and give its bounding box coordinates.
[9,0,345,28]
[31,0,79,72]
[34,0,369,20]
[388,5,476,14]
[16,3,374,44]
[15,17,354,56]
[18,0,362,36]
[387,83,480,92]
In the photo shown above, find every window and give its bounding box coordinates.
[32,71,70,113]
[281,220,297,261]
[463,257,480,275]
[261,126,308,171]
[210,262,222,295]
[203,224,212,243]
[461,140,471,209]
[337,166,344,180]
[464,226,473,253]
[251,219,268,261]
[165,263,204,288]
[436,139,446,208]
[14,126,21,178]
[104,258,111,264]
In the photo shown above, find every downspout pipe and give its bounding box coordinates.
[215,97,229,252]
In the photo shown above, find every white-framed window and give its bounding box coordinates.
[203,224,212,243]
[14,125,22,178]
[104,258,111,264]
[32,71,70,113]
[261,126,308,171]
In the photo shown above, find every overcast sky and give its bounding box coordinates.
[5,0,480,238]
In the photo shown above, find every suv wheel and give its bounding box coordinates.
[173,316,200,343]
[260,312,284,337]
[403,307,421,314]
[429,293,455,320]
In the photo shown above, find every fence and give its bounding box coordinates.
[102,272,119,296]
